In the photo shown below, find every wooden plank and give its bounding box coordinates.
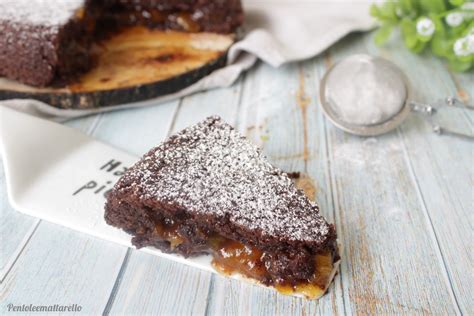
[206,59,345,315]
[448,69,473,113]
[107,79,244,315]
[0,222,128,314]
[84,102,179,156]
[0,164,39,280]
[0,101,179,314]
[105,250,213,315]
[371,36,473,314]
[322,32,460,314]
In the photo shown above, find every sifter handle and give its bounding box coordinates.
[409,99,474,141]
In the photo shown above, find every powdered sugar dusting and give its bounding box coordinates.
[116,116,331,243]
[0,0,84,27]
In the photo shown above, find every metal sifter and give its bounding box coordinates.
[319,54,473,140]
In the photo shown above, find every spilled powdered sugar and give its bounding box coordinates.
[0,0,84,27]
[117,116,331,243]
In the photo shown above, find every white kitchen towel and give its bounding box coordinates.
[0,106,342,297]
[0,0,375,120]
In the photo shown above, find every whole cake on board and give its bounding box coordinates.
[105,116,340,299]
[0,0,244,87]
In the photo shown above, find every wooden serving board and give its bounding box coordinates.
[0,27,235,109]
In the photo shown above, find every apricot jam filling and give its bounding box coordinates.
[209,237,270,282]
[154,222,335,299]
[155,222,184,249]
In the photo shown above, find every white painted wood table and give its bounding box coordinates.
[1,32,473,315]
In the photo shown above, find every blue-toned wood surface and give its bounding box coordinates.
[1,30,473,315]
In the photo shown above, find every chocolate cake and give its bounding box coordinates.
[104,116,339,298]
[101,0,244,34]
[0,0,243,87]
[0,0,100,87]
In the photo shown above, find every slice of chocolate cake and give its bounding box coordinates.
[104,116,339,299]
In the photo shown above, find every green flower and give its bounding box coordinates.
[371,0,474,72]
[446,12,464,26]
[416,17,436,41]
[453,34,474,56]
